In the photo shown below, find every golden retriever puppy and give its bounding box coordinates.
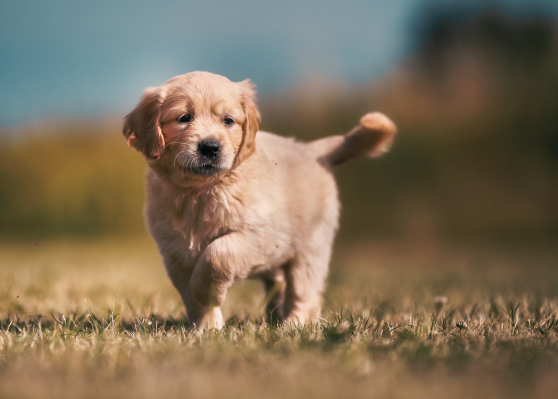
[123,71,396,329]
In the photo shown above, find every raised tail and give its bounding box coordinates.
[309,112,397,167]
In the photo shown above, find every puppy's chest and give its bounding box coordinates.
[171,188,244,255]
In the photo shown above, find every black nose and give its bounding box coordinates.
[198,141,220,159]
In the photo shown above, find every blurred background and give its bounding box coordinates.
[1,0,557,249]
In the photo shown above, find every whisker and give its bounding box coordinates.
[174,150,187,169]
[165,141,184,148]
[181,154,195,168]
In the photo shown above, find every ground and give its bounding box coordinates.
[1,237,557,398]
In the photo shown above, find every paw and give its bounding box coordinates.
[189,307,224,331]
[206,307,224,330]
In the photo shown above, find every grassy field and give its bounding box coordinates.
[1,237,557,398]
[2,8,557,397]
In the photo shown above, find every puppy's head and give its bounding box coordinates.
[123,72,260,185]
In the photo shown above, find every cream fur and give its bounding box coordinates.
[123,71,396,329]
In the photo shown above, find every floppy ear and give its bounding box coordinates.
[234,80,261,166]
[122,87,166,159]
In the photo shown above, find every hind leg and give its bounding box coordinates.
[283,205,338,324]
[261,269,286,325]
[283,253,330,325]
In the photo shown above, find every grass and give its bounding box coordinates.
[1,237,557,398]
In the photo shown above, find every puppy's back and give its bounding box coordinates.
[254,132,340,240]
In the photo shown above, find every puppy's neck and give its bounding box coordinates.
[152,167,244,254]
[170,172,239,206]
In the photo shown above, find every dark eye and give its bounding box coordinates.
[178,114,192,123]
[224,117,234,126]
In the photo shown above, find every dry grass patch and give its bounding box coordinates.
[1,238,557,398]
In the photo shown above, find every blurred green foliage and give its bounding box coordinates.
[0,129,146,238]
[0,7,557,243]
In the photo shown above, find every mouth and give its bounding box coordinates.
[179,163,224,176]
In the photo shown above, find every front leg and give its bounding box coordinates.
[164,252,224,330]
[189,232,265,308]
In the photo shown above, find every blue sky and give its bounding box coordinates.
[1,0,556,126]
